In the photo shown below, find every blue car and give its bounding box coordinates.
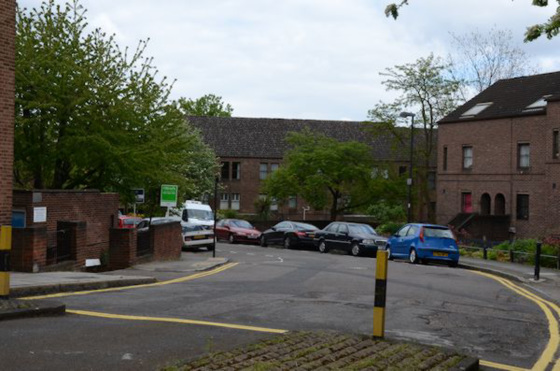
[386,224,459,267]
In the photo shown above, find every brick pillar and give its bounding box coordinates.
[11,226,47,272]
[151,222,182,260]
[109,228,137,269]
[0,0,16,226]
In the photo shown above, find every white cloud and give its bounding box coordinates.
[17,0,560,120]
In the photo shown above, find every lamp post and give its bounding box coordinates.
[400,112,415,223]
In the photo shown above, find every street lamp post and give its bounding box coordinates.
[400,112,415,223]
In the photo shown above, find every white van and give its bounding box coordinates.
[180,201,215,250]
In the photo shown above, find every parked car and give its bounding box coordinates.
[314,222,387,256]
[260,221,319,249]
[118,215,142,229]
[386,223,459,267]
[215,219,261,244]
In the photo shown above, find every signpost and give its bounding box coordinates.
[160,185,178,216]
[132,188,145,216]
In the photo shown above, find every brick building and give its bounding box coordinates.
[189,116,437,221]
[437,71,560,240]
[0,0,15,226]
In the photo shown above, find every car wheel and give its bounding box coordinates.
[260,235,267,247]
[409,248,418,264]
[351,243,361,257]
[228,234,235,244]
[284,236,292,249]
[386,246,393,260]
[318,240,328,253]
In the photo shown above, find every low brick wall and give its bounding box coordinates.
[11,226,47,272]
[109,228,137,270]
[151,221,182,261]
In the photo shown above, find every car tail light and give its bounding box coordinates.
[296,231,306,237]
[419,227,424,243]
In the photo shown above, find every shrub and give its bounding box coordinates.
[377,222,403,236]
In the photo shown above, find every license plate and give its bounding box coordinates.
[248,235,257,239]
[193,235,206,240]
[433,252,448,257]
[308,234,315,238]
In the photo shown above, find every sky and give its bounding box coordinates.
[17,0,560,121]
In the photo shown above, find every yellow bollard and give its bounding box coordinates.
[0,225,12,299]
[373,250,388,338]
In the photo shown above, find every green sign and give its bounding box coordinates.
[160,184,178,207]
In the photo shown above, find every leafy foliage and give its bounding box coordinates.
[385,0,560,42]
[366,201,406,224]
[179,94,233,117]
[14,0,218,204]
[367,54,461,221]
[263,129,401,220]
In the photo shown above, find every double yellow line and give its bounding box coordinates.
[472,271,560,371]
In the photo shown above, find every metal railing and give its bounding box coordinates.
[458,242,560,270]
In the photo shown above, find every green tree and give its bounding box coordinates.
[263,129,400,221]
[179,94,233,117]
[15,0,218,203]
[385,1,560,41]
[367,54,462,221]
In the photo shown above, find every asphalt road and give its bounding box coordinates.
[0,242,552,370]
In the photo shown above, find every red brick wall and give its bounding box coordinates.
[437,102,560,239]
[12,190,119,267]
[150,221,182,260]
[109,228,137,270]
[0,0,15,226]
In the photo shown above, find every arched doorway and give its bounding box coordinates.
[480,193,491,215]
[494,194,506,215]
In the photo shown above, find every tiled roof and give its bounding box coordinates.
[440,71,560,124]
[188,116,412,161]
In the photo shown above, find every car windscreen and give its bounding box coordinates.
[124,218,140,226]
[231,220,253,228]
[349,224,377,235]
[295,223,318,231]
[187,209,214,220]
[424,227,454,239]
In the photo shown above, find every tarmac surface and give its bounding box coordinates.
[1,251,558,370]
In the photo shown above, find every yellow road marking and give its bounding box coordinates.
[67,309,288,334]
[472,271,560,371]
[21,262,239,300]
[479,360,528,371]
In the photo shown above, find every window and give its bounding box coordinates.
[554,130,559,160]
[259,163,268,180]
[463,146,473,169]
[219,193,229,210]
[270,163,279,173]
[270,197,278,211]
[231,193,240,210]
[337,224,349,234]
[516,194,529,220]
[325,223,338,232]
[443,146,448,171]
[461,192,473,213]
[232,162,241,180]
[518,143,530,169]
[407,225,419,236]
[221,162,230,180]
[523,95,551,112]
[288,195,297,209]
[461,102,492,118]
[396,225,410,237]
[428,171,436,190]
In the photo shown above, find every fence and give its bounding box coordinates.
[458,239,560,270]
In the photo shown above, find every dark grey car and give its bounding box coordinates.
[314,222,387,257]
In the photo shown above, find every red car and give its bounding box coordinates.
[118,215,142,229]
[215,219,261,244]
